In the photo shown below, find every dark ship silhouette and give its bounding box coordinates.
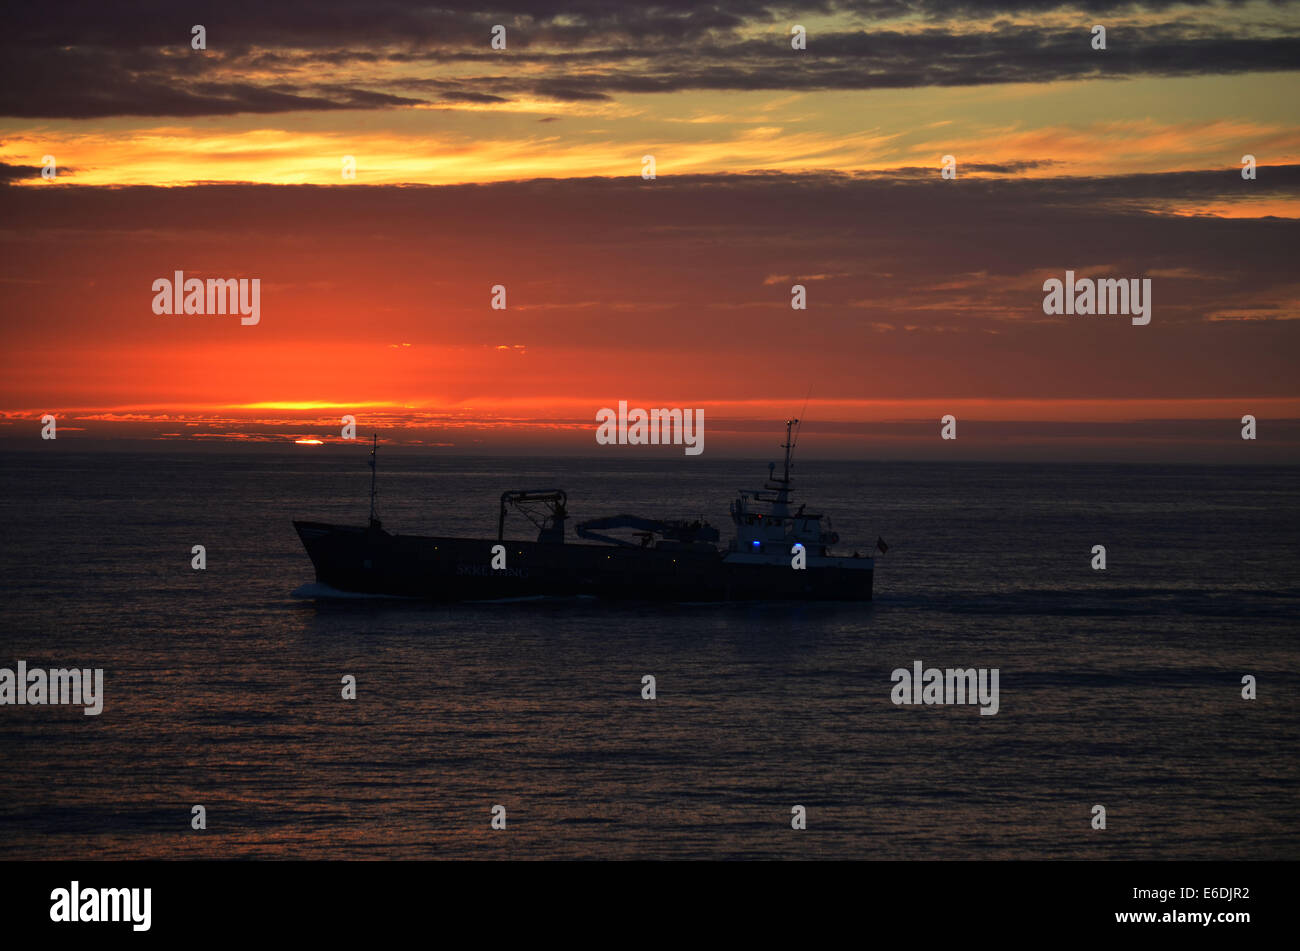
[294,420,875,601]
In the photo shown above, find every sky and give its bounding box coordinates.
[1,0,1297,459]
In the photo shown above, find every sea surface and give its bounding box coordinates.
[1,450,1297,860]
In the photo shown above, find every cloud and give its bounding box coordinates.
[0,160,45,182]
[2,2,1296,117]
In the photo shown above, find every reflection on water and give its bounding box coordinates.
[0,452,1297,858]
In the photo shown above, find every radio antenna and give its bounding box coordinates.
[793,386,811,452]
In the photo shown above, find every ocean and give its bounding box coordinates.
[1,450,1297,859]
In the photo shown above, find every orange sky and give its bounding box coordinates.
[2,1,1298,458]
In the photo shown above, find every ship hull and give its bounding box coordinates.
[293,521,873,602]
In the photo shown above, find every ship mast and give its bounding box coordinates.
[367,433,380,529]
[763,418,798,515]
[782,418,799,486]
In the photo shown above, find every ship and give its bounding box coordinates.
[293,420,876,602]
